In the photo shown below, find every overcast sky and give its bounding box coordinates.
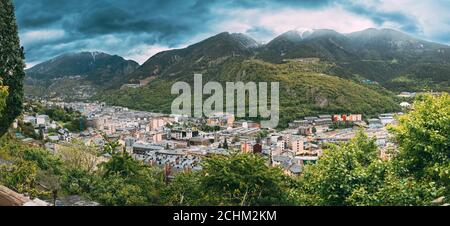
[13,0,450,68]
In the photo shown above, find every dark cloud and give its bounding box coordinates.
[14,0,229,63]
[220,0,331,9]
[343,3,420,33]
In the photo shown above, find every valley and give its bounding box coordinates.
[24,28,450,128]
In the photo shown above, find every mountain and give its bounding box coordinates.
[347,28,445,57]
[344,29,450,91]
[93,28,450,127]
[27,51,139,84]
[118,32,259,85]
[95,32,401,127]
[25,52,139,100]
[258,29,358,63]
[96,59,399,128]
[119,28,449,93]
[24,28,450,127]
[258,28,450,91]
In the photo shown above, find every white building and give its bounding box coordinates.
[400,102,411,108]
[23,115,36,125]
[36,115,50,125]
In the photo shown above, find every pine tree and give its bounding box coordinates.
[0,0,25,135]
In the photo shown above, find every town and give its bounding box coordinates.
[13,99,406,179]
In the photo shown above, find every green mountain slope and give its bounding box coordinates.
[25,51,139,100]
[25,28,449,127]
[96,60,400,128]
[27,51,139,84]
[257,28,450,91]
[117,32,259,86]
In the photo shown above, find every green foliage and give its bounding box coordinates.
[0,159,43,198]
[40,106,73,122]
[0,133,63,198]
[329,121,355,130]
[0,84,7,120]
[101,151,142,178]
[162,152,296,206]
[36,104,87,132]
[258,29,450,92]
[389,93,450,197]
[89,173,149,206]
[255,130,269,143]
[97,60,400,128]
[347,172,443,206]
[0,135,165,205]
[0,0,25,135]
[297,131,444,206]
[64,116,87,132]
[57,140,100,173]
[22,148,63,174]
[60,168,95,196]
[223,138,229,149]
[1,94,448,206]
[17,121,39,139]
[85,140,165,205]
[91,153,164,205]
[199,124,221,132]
[202,153,294,206]
[298,132,379,205]
[161,171,204,206]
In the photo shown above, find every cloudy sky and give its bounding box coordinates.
[13,0,450,68]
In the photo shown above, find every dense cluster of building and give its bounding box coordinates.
[16,100,402,177]
[16,112,70,144]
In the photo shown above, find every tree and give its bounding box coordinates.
[298,132,379,205]
[389,93,450,198]
[90,153,164,205]
[161,172,204,206]
[22,147,63,175]
[0,159,43,198]
[297,131,444,206]
[57,140,100,173]
[38,169,61,206]
[0,0,25,135]
[199,153,295,206]
[255,130,269,144]
[347,170,443,206]
[90,173,148,206]
[161,152,297,206]
[84,139,165,205]
[223,138,229,149]
[60,168,96,196]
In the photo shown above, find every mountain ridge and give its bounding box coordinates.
[26,51,139,83]
[25,51,140,100]
[25,28,449,117]
[26,28,450,91]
